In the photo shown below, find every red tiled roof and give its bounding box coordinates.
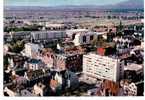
[101,80,120,96]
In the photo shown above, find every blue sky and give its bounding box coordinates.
[4,0,128,6]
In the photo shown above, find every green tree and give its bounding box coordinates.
[9,40,24,53]
[116,32,123,37]
[90,36,97,47]
[117,20,123,32]
[4,55,9,70]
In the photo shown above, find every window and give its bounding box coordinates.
[72,33,76,40]
[83,36,86,43]
[90,35,94,40]
[51,55,53,58]
[47,54,50,57]
[36,34,40,39]
[106,68,110,70]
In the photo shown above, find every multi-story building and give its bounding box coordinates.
[27,59,45,71]
[73,31,97,46]
[11,31,31,40]
[40,48,55,68]
[113,36,133,59]
[22,43,43,58]
[4,31,31,43]
[55,53,83,72]
[66,29,89,39]
[30,31,66,42]
[83,53,124,82]
[45,23,66,30]
[66,29,99,46]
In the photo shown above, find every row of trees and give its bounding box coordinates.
[4,25,42,32]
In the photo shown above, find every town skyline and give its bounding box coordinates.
[3,0,144,97]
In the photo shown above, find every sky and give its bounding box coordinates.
[4,0,128,6]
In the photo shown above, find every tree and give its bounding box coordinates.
[96,35,106,47]
[4,55,9,70]
[117,20,123,32]
[105,47,116,55]
[116,32,123,37]
[9,40,25,53]
[90,36,97,47]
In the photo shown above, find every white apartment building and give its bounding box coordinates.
[66,29,89,39]
[45,23,65,29]
[73,31,98,46]
[66,29,99,46]
[31,31,66,42]
[83,53,124,82]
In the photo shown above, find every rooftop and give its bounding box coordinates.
[124,63,143,72]
[58,41,74,48]
[56,51,82,58]
[31,30,65,33]
[84,52,120,60]
[12,31,31,35]
[45,23,65,27]
[27,59,42,64]
[66,29,88,33]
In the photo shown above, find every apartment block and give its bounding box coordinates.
[66,29,98,46]
[31,31,66,42]
[83,53,124,82]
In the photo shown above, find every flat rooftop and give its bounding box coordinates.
[31,30,65,33]
[66,29,88,33]
[84,52,120,60]
[124,63,143,71]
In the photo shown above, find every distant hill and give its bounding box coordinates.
[110,0,144,9]
[4,0,144,10]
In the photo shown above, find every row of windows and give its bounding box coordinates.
[86,71,113,79]
[82,35,94,43]
[95,59,116,63]
[34,33,65,39]
[85,57,117,64]
[85,59,115,64]
[84,64,115,71]
[57,56,82,63]
[84,67,113,74]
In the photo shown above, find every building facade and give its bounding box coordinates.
[73,31,97,46]
[56,53,83,72]
[66,29,99,46]
[40,48,55,68]
[31,31,66,42]
[22,43,42,58]
[83,53,124,82]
